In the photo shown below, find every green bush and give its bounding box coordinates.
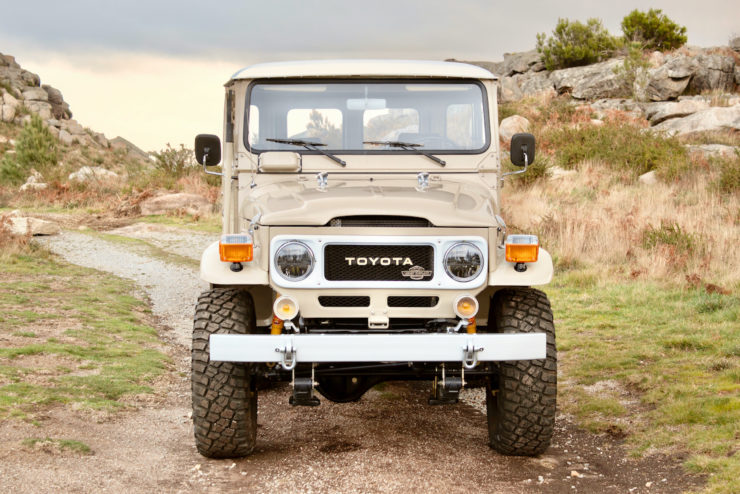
[612,42,651,100]
[151,143,196,177]
[0,114,58,185]
[544,120,690,178]
[536,18,619,71]
[621,9,687,51]
[642,221,697,254]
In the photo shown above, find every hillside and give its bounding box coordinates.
[1,52,218,223]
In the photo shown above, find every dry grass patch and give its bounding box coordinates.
[504,162,740,287]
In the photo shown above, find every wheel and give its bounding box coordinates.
[486,288,557,456]
[192,288,258,458]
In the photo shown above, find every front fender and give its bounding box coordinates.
[200,241,269,285]
[488,248,553,287]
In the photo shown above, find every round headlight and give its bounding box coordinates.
[275,242,314,281]
[444,242,483,282]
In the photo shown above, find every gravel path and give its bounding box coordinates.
[19,223,702,493]
[41,229,209,347]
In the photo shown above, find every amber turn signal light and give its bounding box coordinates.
[505,234,539,263]
[219,234,254,263]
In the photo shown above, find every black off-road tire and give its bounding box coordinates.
[486,288,557,456]
[192,288,258,458]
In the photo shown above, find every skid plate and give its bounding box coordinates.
[210,333,545,363]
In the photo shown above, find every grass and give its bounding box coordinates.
[547,275,740,494]
[22,437,93,455]
[84,231,199,268]
[0,241,169,420]
[136,214,220,232]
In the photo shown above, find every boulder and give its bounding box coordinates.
[735,66,740,86]
[549,59,627,100]
[8,216,61,236]
[68,166,120,183]
[589,98,644,119]
[140,193,213,216]
[0,53,20,68]
[687,54,735,93]
[19,172,48,191]
[499,115,530,142]
[58,129,74,145]
[550,166,577,180]
[651,105,740,136]
[1,104,15,123]
[61,119,86,136]
[642,99,709,125]
[686,144,739,159]
[645,56,694,101]
[3,90,19,108]
[42,84,71,119]
[499,50,545,76]
[516,72,555,98]
[730,37,740,53]
[498,77,523,103]
[25,101,52,120]
[638,170,658,185]
[22,87,49,101]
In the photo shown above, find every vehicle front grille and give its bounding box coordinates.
[318,296,371,307]
[328,216,431,227]
[324,244,434,281]
[387,296,439,307]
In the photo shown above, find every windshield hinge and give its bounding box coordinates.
[317,171,328,191]
[417,171,430,191]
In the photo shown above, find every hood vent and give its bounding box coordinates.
[328,216,432,228]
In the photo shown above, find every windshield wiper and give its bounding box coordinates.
[266,138,346,167]
[363,140,446,167]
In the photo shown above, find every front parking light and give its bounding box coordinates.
[273,295,299,321]
[454,294,479,319]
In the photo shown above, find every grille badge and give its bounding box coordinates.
[401,265,434,280]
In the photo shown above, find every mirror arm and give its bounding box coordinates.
[202,147,224,177]
[501,152,528,181]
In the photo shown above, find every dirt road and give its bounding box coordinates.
[0,223,702,493]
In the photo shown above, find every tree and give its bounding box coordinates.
[621,9,687,51]
[536,18,619,71]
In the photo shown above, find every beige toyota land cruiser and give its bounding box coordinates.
[191,60,556,458]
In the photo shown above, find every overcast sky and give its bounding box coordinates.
[1,0,738,151]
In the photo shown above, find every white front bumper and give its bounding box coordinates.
[210,333,545,364]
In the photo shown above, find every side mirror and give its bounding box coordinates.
[510,133,535,167]
[194,134,222,166]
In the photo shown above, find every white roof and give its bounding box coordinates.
[230,59,496,81]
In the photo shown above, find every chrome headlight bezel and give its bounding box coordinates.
[274,241,315,281]
[443,242,484,282]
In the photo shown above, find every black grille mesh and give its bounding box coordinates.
[329,216,431,227]
[324,244,434,281]
[318,296,370,307]
[387,296,440,307]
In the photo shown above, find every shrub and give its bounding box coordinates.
[621,9,687,51]
[536,18,619,71]
[544,119,690,178]
[151,143,196,177]
[0,114,58,185]
[642,221,697,254]
[612,42,651,100]
[714,150,740,194]
[503,154,550,187]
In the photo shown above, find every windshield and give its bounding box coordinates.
[246,80,488,153]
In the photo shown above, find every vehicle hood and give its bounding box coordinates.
[241,177,497,227]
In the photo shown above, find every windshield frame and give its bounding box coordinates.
[243,78,490,156]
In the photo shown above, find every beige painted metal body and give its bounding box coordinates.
[201,60,553,327]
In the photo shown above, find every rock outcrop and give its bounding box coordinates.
[1,51,112,149]
[464,45,738,106]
